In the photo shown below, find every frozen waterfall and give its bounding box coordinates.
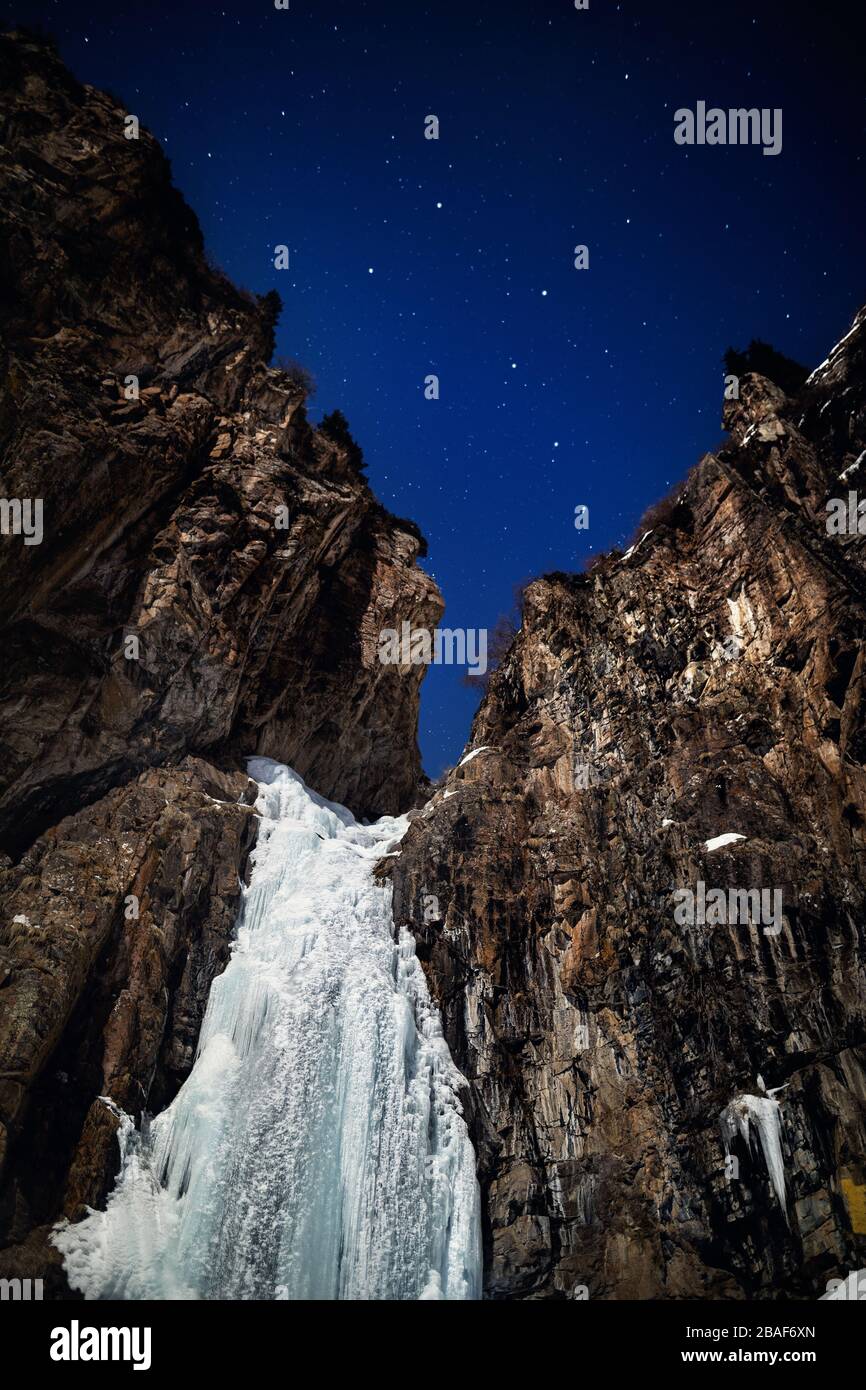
[53,759,482,1300]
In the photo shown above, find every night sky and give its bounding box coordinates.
[7,0,865,776]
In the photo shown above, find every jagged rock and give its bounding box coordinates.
[0,30,440,1285]
[3,29,865,1305]
[0,758,258,1265]
[390,310,866,1299]
[0,29,441,860]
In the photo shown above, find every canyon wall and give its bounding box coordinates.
[2,30,864,1303]
[391,308,866,1298]
[0,30,440,1287]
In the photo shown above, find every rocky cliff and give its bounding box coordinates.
[391,308,866,1298]
[0,29,441,1286]
[2,29,864,1305]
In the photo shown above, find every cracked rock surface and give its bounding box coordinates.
[390,306,866,1299]
[0,30,440,1285]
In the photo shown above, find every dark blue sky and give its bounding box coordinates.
[8,0,865,776]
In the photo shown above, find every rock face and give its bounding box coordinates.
[0,759,258,1292]
[0,30,440,1283]
[2,29,865,1306]
[0,28,440,856]
[391,309,866,1298]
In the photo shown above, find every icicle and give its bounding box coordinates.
[53,759,482,1300]
[721,1090,788,1219]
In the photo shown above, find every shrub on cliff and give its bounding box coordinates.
[274,355,316,400]
[723,339,809,395]
[319,409,366,474]
[580,548,624,575]
[627,478,690,547]
[463,613,519,691]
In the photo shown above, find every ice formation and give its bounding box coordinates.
[53,759,482,1300]
[721,1090,788,1217]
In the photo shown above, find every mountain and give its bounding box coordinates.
[0,28,440,1291]
[1,28,864,1302]
[389,305,866,1297]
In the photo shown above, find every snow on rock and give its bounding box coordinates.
[839,450,866,482]
[52,759,482,1301]
[704,832,747,853]
[721,1091,788,1217]
[621,530,653,562]
[806,321,861,384]
[458,746,495,767]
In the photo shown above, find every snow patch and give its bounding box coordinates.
[806,322,861,383]
[704,832,747,853]
[839,450,866,482]
[458,745,494,767]
[621,530,653,563]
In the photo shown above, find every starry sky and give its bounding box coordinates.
[8,0,865,776]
